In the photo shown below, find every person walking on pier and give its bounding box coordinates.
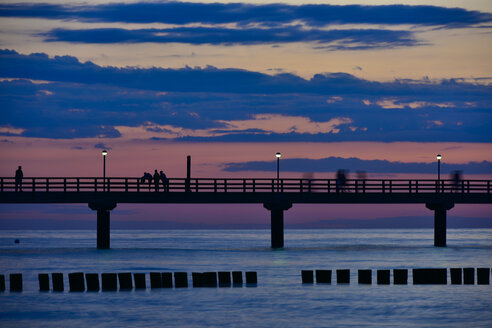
[153,170,160,192]
[451,170,462,192]
[160,170,168,192]
[336,169,347,193]
[15,166,23,192]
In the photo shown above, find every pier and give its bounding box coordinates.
[1,177,491,248]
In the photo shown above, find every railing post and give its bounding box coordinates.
[243,179,246,192]
[308,179,311,193]
[253,179,256,192]
[94,178,97,192]
[467,181,470,193]
[389,180,392,193]
[224,179,227,192]
[125,178,128,192]
[32,178,35,192]
[382,180,385,193]
[271,179,274,192]
[327,180,330,193]
[77,178,80,192]
[46,178,49,192]
[281,180,284,192]
[137,178,140,192]
[408,180,411,193]
[195,179,198,192]
[107,178,110,192]
[362,180,365,193]
[214,179,217,192]
[355,180,358,193]
[0,177,3,192]
[64,178,67,192]
[416,180,419,193]
[488,181,490,194]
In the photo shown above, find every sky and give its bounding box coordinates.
[0,0,491,229]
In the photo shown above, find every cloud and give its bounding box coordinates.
[114,115,353,139]
[0,50,490,142]
[2,50,490,96]
[94,142,111,150]
[223,157,492,174]
[217,114,353,135]
[0,125,25,136]
[42,27,418,49]
[1,2,490,27]
[427,120,444,127]
[364,98,456,109]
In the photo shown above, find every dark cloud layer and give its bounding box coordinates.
[2,49,489,96]
[223,157,492,174]
[43,27,417,49]
[0,50,490,141]
[1,2,491,27]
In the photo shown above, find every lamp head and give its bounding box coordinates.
[276,152,281,158]
[436,154,442,160]
[102,150,108,156]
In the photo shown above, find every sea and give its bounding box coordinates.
[0,229,491,328]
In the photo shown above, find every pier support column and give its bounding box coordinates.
[263,202,292,249]
[89,202,117,249]
[425,202,454,247]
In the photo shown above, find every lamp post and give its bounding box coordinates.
[102,150,108,192]
[436,154,442,193]
[276,152,281,192]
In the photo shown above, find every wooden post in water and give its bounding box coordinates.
[38,274,49,291]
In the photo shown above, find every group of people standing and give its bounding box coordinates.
[141,170,169,192]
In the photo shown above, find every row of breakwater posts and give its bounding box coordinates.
[301,268,491,285]
[0,271,257,292]
[1,268,491,292]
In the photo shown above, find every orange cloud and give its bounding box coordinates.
[114,114,354,139]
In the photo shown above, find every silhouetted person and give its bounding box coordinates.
[153,170,160,192]
[15,166,23,192]
[301,172,314,192]
[336,169,348,192]
[451,170,462,192]
[356,171,367,180]
[141,172,152,191]
[160,170,168,192]
[336,170,342,192]
[341,170,348,192]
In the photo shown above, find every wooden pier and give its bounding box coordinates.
[1,177,491,248]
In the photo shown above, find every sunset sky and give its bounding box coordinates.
[0,0,491,229]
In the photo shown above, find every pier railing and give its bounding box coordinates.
[1,177,490,194]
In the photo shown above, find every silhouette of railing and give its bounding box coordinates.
[1,177,490,194]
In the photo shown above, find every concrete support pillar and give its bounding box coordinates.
[97,209,110,249]
[89,202,117,249]
[425,202,454,247]
[263,202,292,248]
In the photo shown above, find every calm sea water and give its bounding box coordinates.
[0,229,491,327]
